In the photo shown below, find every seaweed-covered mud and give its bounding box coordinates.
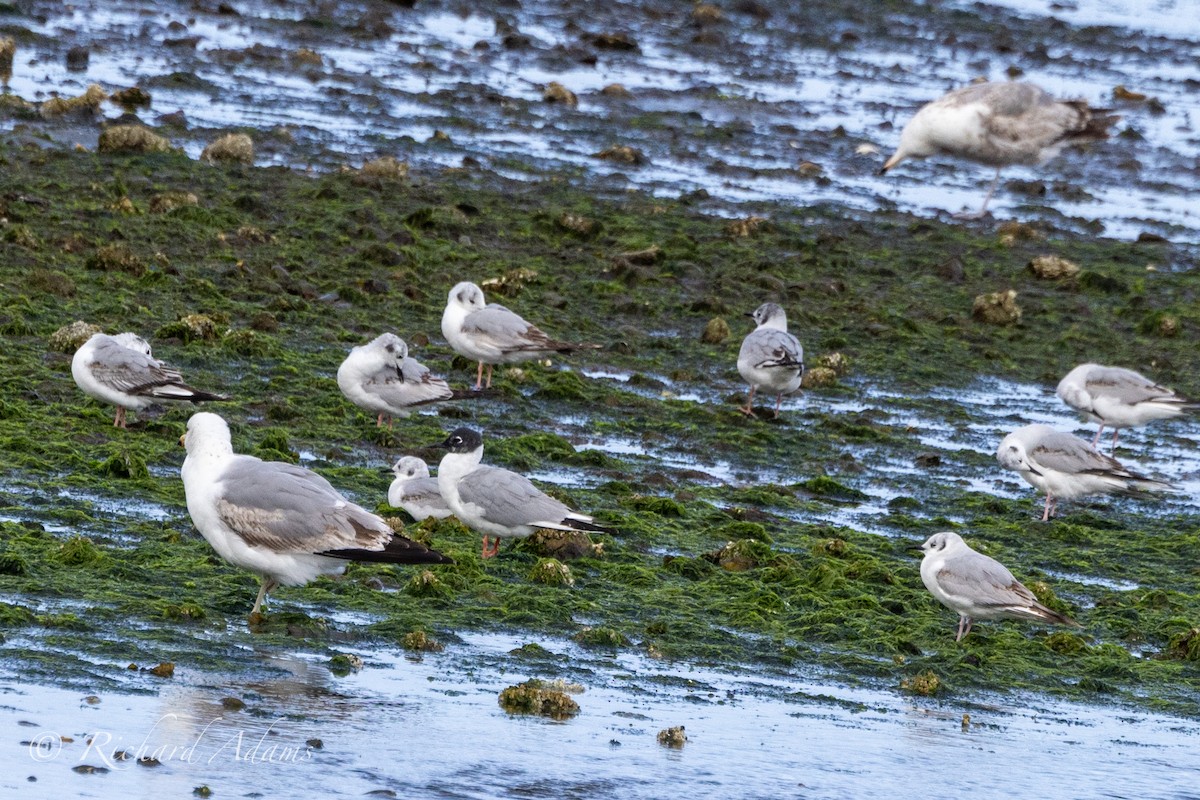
[0,0,1198,796]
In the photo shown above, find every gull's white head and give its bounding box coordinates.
[392,456,430,480]
[368,333,409,364]
[996,424,1053,473]
[748,302,788,331]
[447,281,487,313]
[918,531,966,557]
[181,412,234,458]
[1056,363,1100,411]
[112,332,153,356]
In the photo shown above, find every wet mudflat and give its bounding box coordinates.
[0,0,1198,797]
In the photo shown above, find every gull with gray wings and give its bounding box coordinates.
[996,423,1173,521]
[917,531,1079,641]
[436,427,609,558]
[72,332,228,428]
[180,412,450,616]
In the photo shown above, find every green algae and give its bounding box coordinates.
[0,143,1196,717]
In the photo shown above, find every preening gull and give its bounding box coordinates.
[441,281,600,390]
[1057,363,1189,450]
[72,332,227,428]
[436,427,609,558]
[180,412,450,614]
[737,302,804,418]
[917,531,1079,641]
[337,333,453,428]
[880,81,1119,218]
[995,423,1172,521]
[387,456,452,521]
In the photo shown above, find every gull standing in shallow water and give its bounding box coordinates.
[917,531,1079,641]
[180,412,450,615]
[996,423,1173,521]
[880,81,1119,218]
[737,302,804,418]
[72,332,228,428]
[387,456,452,521]
[436,427,609,558]
[441,281,600,390]
[1057,363,1190,451]
[337,333,453,428]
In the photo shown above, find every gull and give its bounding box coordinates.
[180,412,450,615]
[436,427,608,558]
[737,302,803,418]
[387,456,452,521]
[441,281,600,390]
[336,333,453,428]
[996,423,1172,521]
[1057,363,1190,450]
[880,81,1119,218]
[71,332,227,428]
[917,531,1079,641]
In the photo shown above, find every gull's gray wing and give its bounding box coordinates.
[740,329,802,369]
[90,337,188,397]
[949,83,1087,160]
[1087,367,1181,405]
[1031,431,1123,475]
[465,304,576,353]
[398,477,448,507]
[214,456,390,553]
[456,466,571,527]
[363,358,452,409]
[937,551,1034,607]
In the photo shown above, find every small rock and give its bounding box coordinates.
[817,352,849,375]
[401,630,445,652]
[692,4,723,24]
[66,46,90,72]
[529,558,574,587]
[1112,85,1147,102]
[556,213,601,237]
[600,83,632,98]
[201,133,254,165]
[914,452,942,468]
[593,145,646,165]
[49,321,101,353]
[498,680,581,719]
[1027,255,1080,280]
[657,725,687,748]
[110,86,152,109]
[148,662,174,678]
[98,124,171,154]
[900,670,941,696]
[526,529,601,560]
[701,317,729,344]
[589,32,639,51]
[725,216,768,238]
[801,366,837,388]
[972,290,1021,325]
[543,81,578,106]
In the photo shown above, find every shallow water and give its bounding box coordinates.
[4,0,1199,241]
[5,630,1198,799]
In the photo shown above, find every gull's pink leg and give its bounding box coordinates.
[1092,425,1104,447]
[953,167,1001,220]
[376,412,385,427]
[1041,494,1054,521]
[474,361,484,391]
[739,386,757,417]
[485,364,494,389]
[114,407,127,429]
[773,393,784,418]
[1112,428,1119,451]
